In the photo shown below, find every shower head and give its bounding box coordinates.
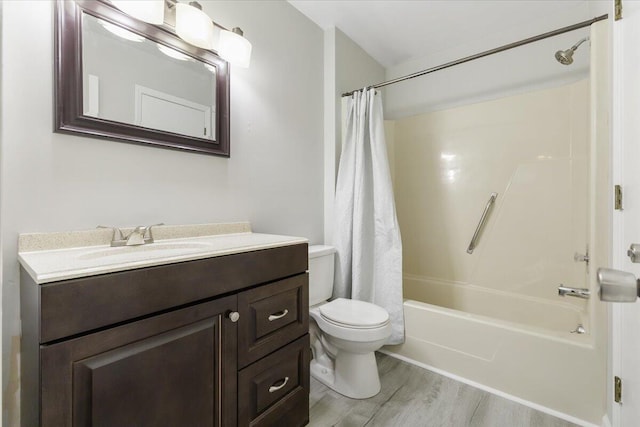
[555,37,589,65]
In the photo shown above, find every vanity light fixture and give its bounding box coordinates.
[219,27,252,68]
[111,0,253,68]
[110,0,165,24]
[175,2,214,49]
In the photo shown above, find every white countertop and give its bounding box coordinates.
[18,223,308,284]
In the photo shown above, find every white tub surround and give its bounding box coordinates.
[387,20,610,425]
[18,222,307,284]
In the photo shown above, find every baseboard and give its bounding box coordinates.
[379,349,599,427]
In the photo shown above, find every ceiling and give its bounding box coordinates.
[288,1,596,68]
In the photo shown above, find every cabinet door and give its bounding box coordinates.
[40,296,237,427]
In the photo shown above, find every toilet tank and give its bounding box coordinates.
[308,245,336,306]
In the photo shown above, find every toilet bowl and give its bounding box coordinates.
[308,245,392,399]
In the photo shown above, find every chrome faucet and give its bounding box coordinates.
[97,223,164,247]
[125,226,148,246]
[558,285,590,299]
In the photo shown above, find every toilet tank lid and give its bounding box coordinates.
[308,245,336,259]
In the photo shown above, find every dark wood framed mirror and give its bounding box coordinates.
[55,0,230,157]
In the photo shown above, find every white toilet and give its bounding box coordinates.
[308,245,392,399]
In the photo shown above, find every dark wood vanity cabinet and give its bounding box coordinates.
[21,244,310,427]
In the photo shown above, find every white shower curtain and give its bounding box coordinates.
[333,88,404,344]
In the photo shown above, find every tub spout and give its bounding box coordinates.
[558,285,590,299]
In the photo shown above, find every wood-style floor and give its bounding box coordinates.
[309,353,579,427]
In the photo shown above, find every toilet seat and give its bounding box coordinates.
[310,299,392,343]
[319,298,389,329]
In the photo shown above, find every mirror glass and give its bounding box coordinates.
[81,13,217,140]
[55,0,229,157]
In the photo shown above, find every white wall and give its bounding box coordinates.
[323,27,385,243]
[0,1,324,424]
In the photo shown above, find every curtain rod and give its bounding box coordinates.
[341,14,608,97]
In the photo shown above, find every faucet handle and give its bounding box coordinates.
[97,225,124,243]
[144,223,165,243]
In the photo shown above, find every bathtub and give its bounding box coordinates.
[384,275,604,426]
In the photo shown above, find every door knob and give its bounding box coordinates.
[227,311,240,322]
[597,268,640,302]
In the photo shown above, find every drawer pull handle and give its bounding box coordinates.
[268,309,289,321]
[268,376,289,393]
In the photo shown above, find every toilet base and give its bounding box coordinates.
[310,350,381,399]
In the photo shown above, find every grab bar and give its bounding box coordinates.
[466,192,498,254]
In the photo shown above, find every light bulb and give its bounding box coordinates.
[175,3,214,50]
[219,28,252,68]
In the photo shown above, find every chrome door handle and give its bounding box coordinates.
[268,309,289,321]
[597,268,640,302]
[268,377,289,393]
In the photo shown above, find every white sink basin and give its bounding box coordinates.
[77,241,214,261]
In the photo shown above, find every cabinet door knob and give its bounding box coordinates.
[227,311,240,322]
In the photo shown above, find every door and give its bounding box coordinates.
[613,1,640,424]
[40,296,237,426]
[135,85,214,139]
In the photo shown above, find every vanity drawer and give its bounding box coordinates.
[238,334,310,427]
[238,273,308,368]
